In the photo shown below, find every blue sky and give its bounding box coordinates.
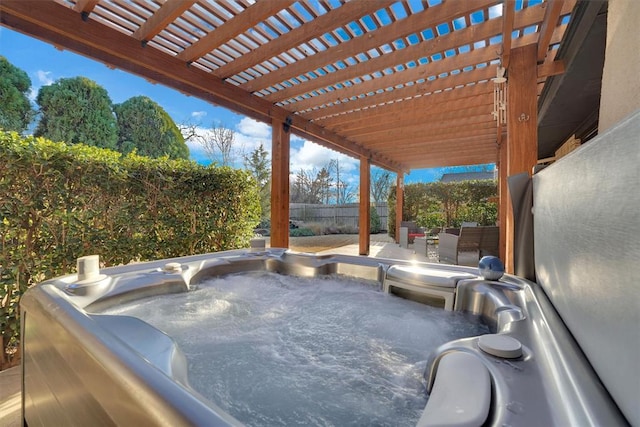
[0,26,492,187]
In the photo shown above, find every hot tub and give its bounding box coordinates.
[20,248,625,426]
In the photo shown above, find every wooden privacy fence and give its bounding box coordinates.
[290,202,388,231]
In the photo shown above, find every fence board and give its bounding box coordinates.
[290,202,388,230]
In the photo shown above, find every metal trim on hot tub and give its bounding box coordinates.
[21,248,627,426]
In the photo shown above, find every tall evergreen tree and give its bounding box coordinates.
[114,96,189,159]
[0,56,34,133]
[243,143,271,220]
[35,77,117,148]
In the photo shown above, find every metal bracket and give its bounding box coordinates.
[283,116,293,133]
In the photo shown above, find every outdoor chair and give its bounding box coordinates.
[438,226,499,265]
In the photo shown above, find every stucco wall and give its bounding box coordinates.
[598,0,640,131]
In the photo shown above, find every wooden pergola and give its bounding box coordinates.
[0,0,578,271]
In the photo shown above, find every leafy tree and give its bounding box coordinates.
[35,76,117,149]
[243,143,271,220]
[387,180,498,237]
[114,96,189,159]
[0,56,34,133]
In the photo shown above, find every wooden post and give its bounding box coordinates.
[395,174,404,244]
[359,156,371,255]
[270,119,290,248]
[504,44,538,272]
[498,128,508,262]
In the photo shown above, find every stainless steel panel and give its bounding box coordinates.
[533,109,640,425]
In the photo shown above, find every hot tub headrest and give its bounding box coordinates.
[385,265,476,288]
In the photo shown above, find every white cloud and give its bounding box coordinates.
[290,140,358,174]
[191,111,207,119]
[36,70,54,86]
[236,117,271,139]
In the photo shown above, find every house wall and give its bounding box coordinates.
[598,0,640,131]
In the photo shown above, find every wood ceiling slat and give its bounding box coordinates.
[100,1,151,26]
[342,106,494,138]
[537,0,565,62]
[399,153,497,169]
[90,5,142,34]
[241,0,498,93]
[281,46,498,112]
[356,122,497,145]
[329,93,494,135]
[386,135,497,152]
[301,66,495,121]
[367,135,497,153]
[389,142,496,158]
[178,0,296,62]
[315,83,493,128]
[133,0,197,43]
[380,141,497,164]
[215,1,395,78]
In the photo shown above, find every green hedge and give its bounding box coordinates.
[388,180,497,239]
[0,131,260,367]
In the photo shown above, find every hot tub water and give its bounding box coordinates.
[104,271,489,426]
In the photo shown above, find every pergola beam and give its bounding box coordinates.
[537,0,565,62]
[133,0,197,43]
[72,0,99,14]
[501,0,515,69]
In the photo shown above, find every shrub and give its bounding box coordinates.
[303,222,326,236]
[387,180,497,238]
[0,131,260,369]
[370,206,381,234]
[290,227,315,237]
